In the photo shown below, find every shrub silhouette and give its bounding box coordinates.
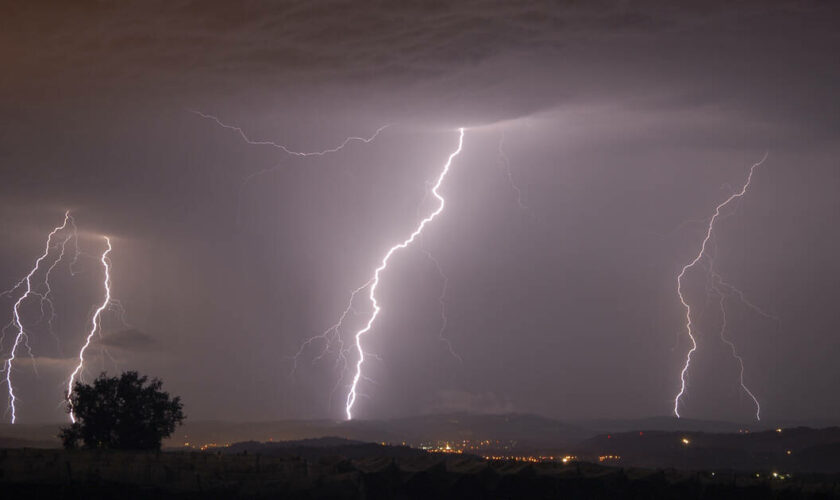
[60,371,184,450]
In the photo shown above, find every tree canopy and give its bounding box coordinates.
[60,371,185,450]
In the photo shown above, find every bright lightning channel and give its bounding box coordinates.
[673,153,768,419]
[66,236,112,423]
[1,212,73,423]
[344,128,465,420]
[40,214,79,353]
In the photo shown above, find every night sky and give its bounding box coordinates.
[1,1,838,424]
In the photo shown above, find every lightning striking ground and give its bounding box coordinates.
[66,236,112,423]
[196,115,464,417]
[1,213,74,423]
[343,128,465,420]
[673,153,768,419]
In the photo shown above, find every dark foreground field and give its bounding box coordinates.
[2,448,840,499]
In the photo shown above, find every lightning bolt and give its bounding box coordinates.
[195,113,461,417]
[1,212,74,423]
[673,153,768,419]
[343,128,465,420]
[40,214,80,353]
[66,236,112,423]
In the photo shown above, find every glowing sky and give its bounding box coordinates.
[0,1,838,423]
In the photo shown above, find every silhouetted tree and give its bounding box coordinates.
[60,371,184,450]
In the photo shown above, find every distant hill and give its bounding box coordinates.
[576,416,759,434]
[164,413,590,450]
[343,413,589,446]
[224,437,429,460]
[0,437,58,449]
[162,414,834,451]
[2,413,836,462]
[0,423,61,448]
[575,426,840,473]
[165,414,811,452]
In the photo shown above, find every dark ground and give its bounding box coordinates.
[2,447,839,499]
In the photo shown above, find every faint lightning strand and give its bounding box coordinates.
[498,132,532,216]
[673,152,767,418]
[2,213,73,423]
[66,236,112,423]
[290,279,373,377]
[192,110,390,225]
[191,110,390,157]
[420,248,461,363]
[713,282,761,421]
[414,181,461,362]
[344,128,465,420]
[711,271,778,322]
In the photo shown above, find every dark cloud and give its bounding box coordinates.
[96,329,157,352]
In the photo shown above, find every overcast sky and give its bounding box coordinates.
[0,1,838,424]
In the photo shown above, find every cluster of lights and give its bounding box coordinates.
[598,455,621,462]
[182,441,231,451]
[754,472,792,480]
[429,444,463,455]
[419,438,516,453]
[483,455,574,463]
